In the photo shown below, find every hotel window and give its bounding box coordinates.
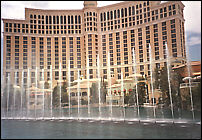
[55,37,59,69]
[39,37,44,69]
[69,37,74,68]
[162,22,167,59]
[116,32,121,65]
[117,68,121,79]
[31,37,36,69]
[47,38,51,69]
[77,37,81,68]
[6,36,11,69]
[14,36,20,69]
[102,35,107,66]
[123,31,128,64]
[130,29,135,64]
[170,19,177,57]
[108,33,114,65]
[23,37,28,69]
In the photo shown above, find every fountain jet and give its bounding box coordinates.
[149,44,156,118]
[165,43,174,120]
[97,54,101,119]
[132,48,140,118]
[68,60,71,118]
[107,52,113,119]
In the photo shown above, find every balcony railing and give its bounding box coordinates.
[180,82,200,88]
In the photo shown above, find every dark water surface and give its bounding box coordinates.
[1,119,201,139]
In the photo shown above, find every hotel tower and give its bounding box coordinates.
[2,1,186,103]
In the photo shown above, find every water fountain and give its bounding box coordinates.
[13,72,17,118]
[149,44,156,118]
[165,43,174,120]
[77,69,80,120]
[132,48,140,118]
[86,56,90,118]
[1,75,5,117]
[42,69,45,118]
[6,73,10,117]
[121,71,125,120]
[97,54,101,119]
[107,52,113,120]
[59,63,62,118]
[68,61,71,118]
[1,46,200,124]
[185,40,195,121]
[21,70,24,118]
[35,67,38,118]
[27,68,30,118]
[50,65,53,118]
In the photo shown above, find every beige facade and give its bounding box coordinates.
[3,1,186,104]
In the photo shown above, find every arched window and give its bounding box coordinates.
[117,9,120,18]
[71,15,74,24]
[60,16,63,24]
[53,16,56,24]
[78,15,81,24]
[75,15,77,24]
[110,11,113,20]
[57,16,59,24]
[129,7,131,16]
[125,8,127,17]
[132,6,135,15]
[49,16,52,24]
[100,13,103,21]
[121,8,124,17]
[114,10,116,19]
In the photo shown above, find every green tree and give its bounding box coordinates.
[90,83,98,104]
[153,66,183,109]
[52,84,59,108]
[124,88,136,106]
[182,79,201,111]
[52,82,68,108]
[100,81,108,103]
[192,79,201,111]
[124,92,135,106]
[137,82,146,105]
[61,82,68,105]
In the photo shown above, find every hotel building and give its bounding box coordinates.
[2,1,186,104]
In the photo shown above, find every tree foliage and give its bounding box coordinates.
[154,66,183,109]
[52,82,68,108]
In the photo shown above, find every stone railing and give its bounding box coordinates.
[180,82,200,88]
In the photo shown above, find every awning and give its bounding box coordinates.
[182,77,193,81]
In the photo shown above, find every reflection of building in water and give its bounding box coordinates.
[3,1,186,106]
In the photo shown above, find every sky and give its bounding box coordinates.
[1,1,201,75]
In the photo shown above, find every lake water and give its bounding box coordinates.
[1,107,201,139]
[1,119,201,139]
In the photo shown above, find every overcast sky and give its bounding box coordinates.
[1,1,201,61]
